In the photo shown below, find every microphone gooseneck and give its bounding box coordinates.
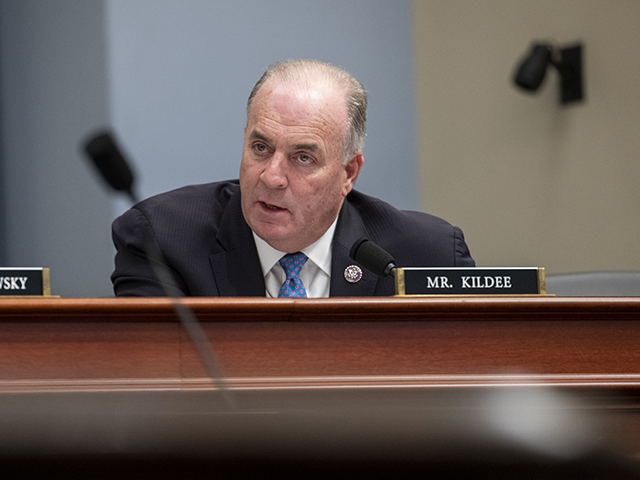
[81,129,236,410]
[349,238,396,277]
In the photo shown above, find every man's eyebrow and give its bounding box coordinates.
[248,130,273,144]
[292,143,318,152]
[249,130,319,152]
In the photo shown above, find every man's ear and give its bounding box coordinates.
[342,153,364,196]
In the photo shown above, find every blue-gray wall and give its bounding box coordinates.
[0,0,114,296]
[1,0,418,297]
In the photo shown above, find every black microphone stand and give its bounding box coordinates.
[83,130,237,411]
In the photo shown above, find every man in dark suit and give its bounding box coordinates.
[112,60,474,297]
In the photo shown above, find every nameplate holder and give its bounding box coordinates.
[395,267,545,296]
[0,268,51,297]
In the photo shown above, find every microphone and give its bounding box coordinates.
[349,238,396,277]
[83,131,138,203]
[81,130,236,410]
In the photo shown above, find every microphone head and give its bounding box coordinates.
[83,131,136,201]
[349,238,396,277]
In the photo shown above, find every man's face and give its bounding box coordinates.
[239,80,362,253]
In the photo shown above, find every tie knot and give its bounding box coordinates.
[279,252,308,278]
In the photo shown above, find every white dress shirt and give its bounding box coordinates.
[252,217,338,298]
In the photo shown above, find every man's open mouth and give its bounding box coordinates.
[262,202,285,211]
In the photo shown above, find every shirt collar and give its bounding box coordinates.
[253,216,338,277]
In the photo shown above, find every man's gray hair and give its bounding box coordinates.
[246,59,367,163]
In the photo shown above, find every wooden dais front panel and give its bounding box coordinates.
[1,296,639,392]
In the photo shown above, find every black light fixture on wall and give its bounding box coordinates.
[513,42,584,105]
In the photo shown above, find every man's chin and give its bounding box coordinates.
[253,227,285,247]
[256,230,304,254]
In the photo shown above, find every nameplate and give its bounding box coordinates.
[0,268,51,296]
[395,267,545,296]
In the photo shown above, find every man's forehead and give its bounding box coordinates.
[252,79,348,123]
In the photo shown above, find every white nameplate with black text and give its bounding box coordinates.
[395,267,545,296]
[0,268,51,296]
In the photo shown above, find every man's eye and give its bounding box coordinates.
[298,154,311,164]
[254,143,267,153]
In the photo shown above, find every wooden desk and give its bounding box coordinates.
[1,297,640,474]
[1,296,639,392]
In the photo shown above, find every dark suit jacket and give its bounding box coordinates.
[111,180,474,296]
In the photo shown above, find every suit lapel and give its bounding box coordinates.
[330,198,379,296]
[208,190,381,297]
[208,190,265,296]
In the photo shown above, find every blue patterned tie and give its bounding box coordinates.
[278,252,308,298]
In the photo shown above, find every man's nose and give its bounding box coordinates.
[260,152,288,188]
